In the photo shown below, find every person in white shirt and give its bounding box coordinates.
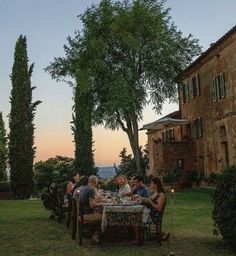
[117,175,131,199]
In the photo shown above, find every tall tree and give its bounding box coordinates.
[0,112,7,181]
[46,37,96,176]
[46,0,201,176]
[72,86,96,176]
[9,35,41,199]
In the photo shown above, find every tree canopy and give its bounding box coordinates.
[46,0,201,175]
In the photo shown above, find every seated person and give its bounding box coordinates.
[79,175,102,243]
[112,175,120,193]
[117,175,131,199]
[132,177,167,244]
[130,176,136,191]
[72,175,89,201]
[66,172,80,195]
[126,175,149,198]
[80,175,102,221]
[138,176,165,223]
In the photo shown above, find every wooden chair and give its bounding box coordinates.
[71,198,77,240]
[66,194,73,228]
[147,202,166,246]
[76,197,101,246]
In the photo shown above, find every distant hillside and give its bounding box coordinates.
[97,166,117,180]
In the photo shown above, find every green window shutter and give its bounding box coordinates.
[220,73,226,98]
[199,117,203,138]
[186,84,190,101]
[194,119,198,138]
[216,76,221,99]
[196,74,200,95]
[191,77,194,98]
[162,132,166,142]
[212,78,217,101]
[170,128,174,141]
[182,84,186,104]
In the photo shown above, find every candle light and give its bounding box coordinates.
[168,187,177,256]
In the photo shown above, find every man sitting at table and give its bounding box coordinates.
[79,175,102,243]
[80,175,102,220]
[126,175,149,198]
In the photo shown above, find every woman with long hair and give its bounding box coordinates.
[132,176,167,244]
[140,176,165,223]
[117,175,131,198]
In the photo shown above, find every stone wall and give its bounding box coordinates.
[147,29,236,176]
[180,31,236,173]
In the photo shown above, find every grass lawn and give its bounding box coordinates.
[0,188,234,256]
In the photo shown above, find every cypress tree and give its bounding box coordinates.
[9,35,41,199]
[0,112,7,181]
[45,37,96,177]
[72,81,96,176]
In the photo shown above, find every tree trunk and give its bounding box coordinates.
[130,114,145,176]
[117,112,145,176]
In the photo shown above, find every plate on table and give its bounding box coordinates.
[101,202,114,206]
[122,201,139,206]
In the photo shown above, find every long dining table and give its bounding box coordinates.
[96,190,150,245]
[101,203,149,232]
[76,190,150,245]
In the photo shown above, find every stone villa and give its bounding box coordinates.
[142,26,236,177]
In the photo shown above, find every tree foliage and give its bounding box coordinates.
[34,156,75,192]
[212,166,236,251]
[8,35,41,199]
[118,146,148,178]
[0,112,7,181]
[45,32,96,177]
[46,0,201,175]
[72,85,97,176]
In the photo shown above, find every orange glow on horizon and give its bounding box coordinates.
[34,127,148,166]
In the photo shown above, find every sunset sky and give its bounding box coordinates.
[0,0,236,166]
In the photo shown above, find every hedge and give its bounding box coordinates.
[212,166,236,251]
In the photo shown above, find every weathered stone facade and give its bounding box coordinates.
[145,26,236,177]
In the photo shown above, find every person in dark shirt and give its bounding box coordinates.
[125,175,149,198]
[79,175,102,217]
[72,175,89,201]
[132,175,149,197]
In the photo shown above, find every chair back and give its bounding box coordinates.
[72,198,77,215]
[78,197,84,223]
[159,194,167,220]
[67,193,72,208]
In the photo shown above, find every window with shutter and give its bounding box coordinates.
[194,117,203,139]
[212,78,217,101]
[219,73,226,98]
[192,76,197,97]
[199,117,203,138]
[162,131,165,142]
[196,74,200,95]
[191,75,200,97]
[216,76,221,100]
[213,73,226,101]
[182,84,186,104]
[186,84,190,102]
[194,119,198,138]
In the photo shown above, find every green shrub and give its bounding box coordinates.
[185,170,204,185]
[163,169,181,184]
[212,165,236,251]
[0,181,11,192]
[207,172,220,186]
[99,179,118,192]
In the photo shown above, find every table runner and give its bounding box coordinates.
[101,205,149,231]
